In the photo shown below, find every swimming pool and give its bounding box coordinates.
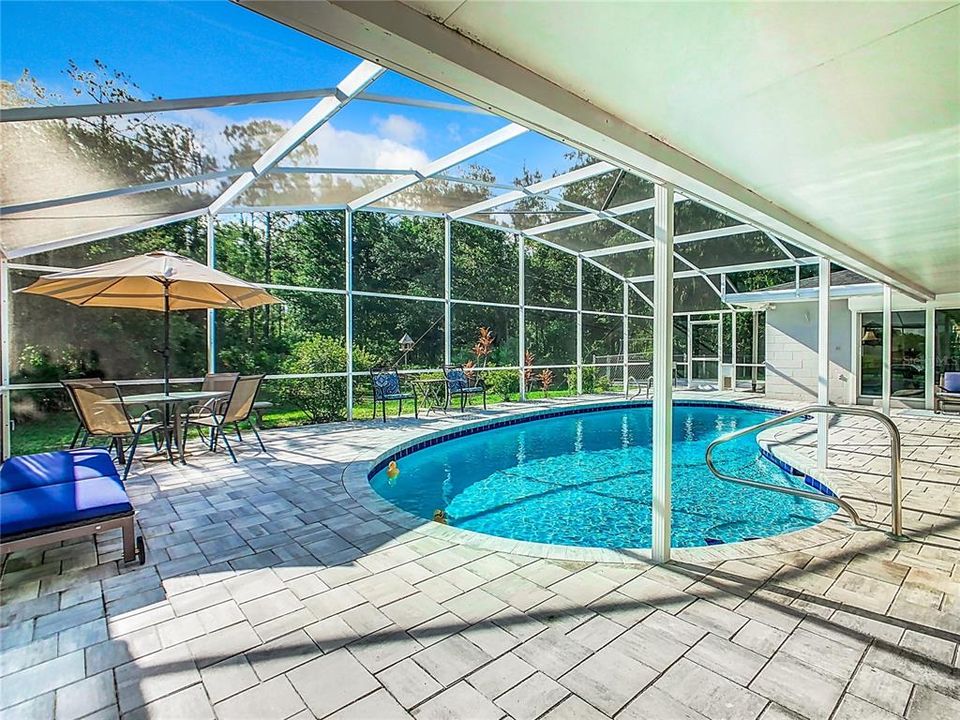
[368,403,835,549]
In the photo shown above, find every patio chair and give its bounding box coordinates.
[443,364,487,411]
[182,374,266,462]
[187,372,241,441]
[62,378,103,448]
[370,368,418,422]
[252,400,273,428]
[64,381,165,480]
[202,372,241,397]
[935,372,960,413]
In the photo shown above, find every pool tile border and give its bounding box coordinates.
[342,398,873,565]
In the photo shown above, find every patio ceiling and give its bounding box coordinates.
[242,1,960,300]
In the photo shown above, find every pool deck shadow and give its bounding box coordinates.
[1,392,958,720]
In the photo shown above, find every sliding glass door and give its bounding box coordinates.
[859,311,926,398]
[935,309,960,381]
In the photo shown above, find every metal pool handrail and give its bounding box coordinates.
[704,404,905,539]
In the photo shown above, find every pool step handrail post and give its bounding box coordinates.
[704,404,906,540]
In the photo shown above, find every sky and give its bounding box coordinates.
[1,0,575,184]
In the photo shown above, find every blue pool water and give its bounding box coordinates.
[369,404,835,549]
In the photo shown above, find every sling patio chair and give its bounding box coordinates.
[935,372,960,414]
[181,374,266,462]
[202,372,241,397]
[62,377,104,449]
[370,367,418,422]
[443,364,487,411]
[64,381,166,479]
[182,372,240,446]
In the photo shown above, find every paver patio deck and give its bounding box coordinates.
[1,393,958,720]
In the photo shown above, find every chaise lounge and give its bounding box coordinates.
[0,448,145,565]
[935,372,960,414]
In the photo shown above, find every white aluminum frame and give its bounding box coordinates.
[688,317,722,389]
[345,209,355,420]
[206,216,216,374]
[448,161,614,220]
[576,256,583,394]
[817,257,830,470]
[621,282,630,397]
[347,123,528,211]
[209,60,385,215]
[651,183,674,563]
[882,285,892,415]
[518,233,527,401]
[924,305,935,411]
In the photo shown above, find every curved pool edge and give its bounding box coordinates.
[341,398,872,566]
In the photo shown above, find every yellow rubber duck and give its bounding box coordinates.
[386,461,400,485]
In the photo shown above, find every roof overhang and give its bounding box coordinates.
[236,0,958,302]
[726,283,883,308]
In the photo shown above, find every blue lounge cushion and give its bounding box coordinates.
[943,372,960,393]
[1,474,133,538]
[0,449,118,494]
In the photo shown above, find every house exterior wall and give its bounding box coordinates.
[764,299,852,403]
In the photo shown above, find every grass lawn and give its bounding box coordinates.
[9,389,581,456]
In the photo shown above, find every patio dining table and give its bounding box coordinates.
[118,390,229,464]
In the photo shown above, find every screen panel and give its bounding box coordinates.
[352,213,444,297]
[451,222,519,305]
[1,180,225,256]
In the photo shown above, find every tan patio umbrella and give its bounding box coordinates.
[19,250,281,394]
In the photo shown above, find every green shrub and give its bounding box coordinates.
[484,368,519,400]
[14,344,101,416]
[564,367,612,395]
[278,335,374,423]
[594,372,611,393]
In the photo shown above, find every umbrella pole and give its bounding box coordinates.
[163,282,171,397]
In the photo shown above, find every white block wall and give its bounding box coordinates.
[764,300,852,403]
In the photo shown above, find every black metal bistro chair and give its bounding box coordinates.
[443,364,487,411]
[370,368,418,422]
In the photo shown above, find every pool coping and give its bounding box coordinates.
[341,398,878,565]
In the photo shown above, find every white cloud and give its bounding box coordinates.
[300,123,428,170]
[171,108,429,171]
[372,114,425,145]
[170,108,237,164]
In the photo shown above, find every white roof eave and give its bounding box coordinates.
[726,283,883,307]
